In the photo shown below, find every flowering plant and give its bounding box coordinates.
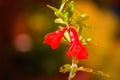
[44,0,109,80]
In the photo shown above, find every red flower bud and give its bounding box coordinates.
[67,28,88,60]
[44,27,67,49]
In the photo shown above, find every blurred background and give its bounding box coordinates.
[0,0,120,80]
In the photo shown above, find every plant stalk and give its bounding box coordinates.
[68,57,78,80]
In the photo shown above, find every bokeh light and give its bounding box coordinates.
[14,33,33,52]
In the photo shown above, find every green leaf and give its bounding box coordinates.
[78,23,94,30]
[78,66,110,78]
[81,39,88,45]
[62,0,68,4]
[54,18,66,24]
[64,30,70,42]
[97,71,110,78]
[47,5,58,12]
[80,14,89,20]
[47,1,74,24]
[63,12,69,23]
[63,1,74,17]
[55,11,65,19]
[59,64,71,73]
[76,14,89,22]
[47,5,65,18]
[64,1,74,12]
[59,0,68,12]
[78,66,93,73]
[86,38,92,42]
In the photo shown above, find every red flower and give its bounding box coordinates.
[44,27,67,49]
[67,28,88,60]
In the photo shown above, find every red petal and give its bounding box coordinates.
[76,45,88,60]
[67,44,75,57]
[69,28,82,45]
[67,28,88,60]
[44,32,56,45]
[44,27,67,49]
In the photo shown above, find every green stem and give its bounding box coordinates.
[68,57,78,80]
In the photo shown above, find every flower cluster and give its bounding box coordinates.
[44,25,88,60]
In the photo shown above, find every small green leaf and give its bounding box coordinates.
[54,18,66,24]
[55,11,65,19]
[64,1,74,12]
[80,23,89,28]
[62,37,69,44]
[59,64,71,73]
[82,39,88,45]
[63,12,69,23]
[79,23,94,30]
[77,14,89,21]
[63,1,74,18]
[60,0,68,10]
[97,71,110,78]
[47,5,58,12]
[78,66,93,73]
[64,30,70,42]
[77,66,110,78]
[79,36,82,40]
[62,0,68,4]
[86,38,92,42]
[80,14,89,20]
[47,5,65,18]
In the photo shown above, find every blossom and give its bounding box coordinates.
[67,28,88,60]
[44,27,67,49]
